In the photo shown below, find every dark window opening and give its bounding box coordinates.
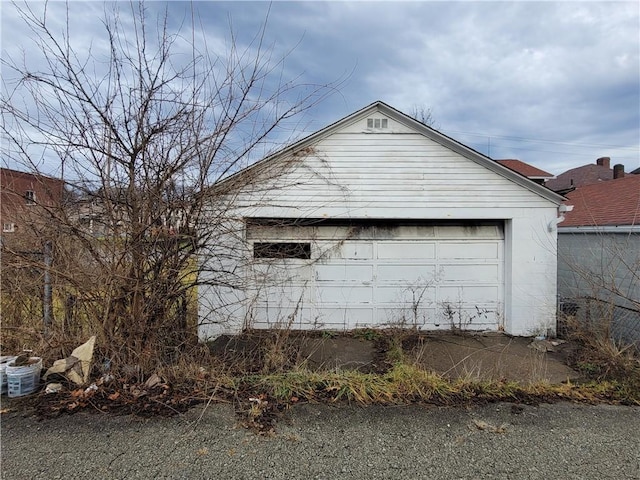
[25,190,36,205]
[254,242,311,259]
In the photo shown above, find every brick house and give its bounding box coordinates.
[0,168,65,251]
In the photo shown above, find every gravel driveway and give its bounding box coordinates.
[2,402,639,479]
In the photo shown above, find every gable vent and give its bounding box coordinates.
[367,118,388,129]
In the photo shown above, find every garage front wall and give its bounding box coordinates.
[198,103,562,339]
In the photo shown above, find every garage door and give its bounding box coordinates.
[247,223,504,331]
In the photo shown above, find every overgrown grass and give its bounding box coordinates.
[560,313,640,398]
[5,320,639,419]
[210,326,639,407]
[230,363,639,407]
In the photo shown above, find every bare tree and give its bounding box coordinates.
[410,104,439,129]
[1,1,336,369]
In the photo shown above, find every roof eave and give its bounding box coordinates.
[559,225,640,233]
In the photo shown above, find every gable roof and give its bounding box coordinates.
[495,159,553,179]
[219,101,565,205]
[561,174,640,227]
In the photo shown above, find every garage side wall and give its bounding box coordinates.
[197,218,249,340]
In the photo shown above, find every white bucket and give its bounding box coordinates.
[0,356,18,395]
[6,357,42,397]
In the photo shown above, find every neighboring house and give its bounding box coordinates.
[0,167,65,251]
[495,159,554,185]
[546,156,631,194]
[67,189,128,239]
[557,174,640,346]
[198,101,566,340]
[68,188,191,239]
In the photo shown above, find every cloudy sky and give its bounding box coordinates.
[2,1,639,176]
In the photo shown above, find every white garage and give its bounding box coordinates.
[198,102,565,339]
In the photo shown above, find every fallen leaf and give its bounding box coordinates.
[472,418,507,433]
[70,389,85,398]
[108,392,121,401]
[45,383,63,394]
[144,373,162,389]
[473,419,489,430]
[130,387,146,398]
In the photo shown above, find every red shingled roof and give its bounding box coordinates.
[495,159,553,178]
[562,174,640,227]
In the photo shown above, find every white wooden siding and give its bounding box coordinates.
[235,133,552,220]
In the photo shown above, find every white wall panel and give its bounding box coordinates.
[440,264,500,282]
[375,286,437,305]
[315,307,374,329]
[322,242,374,260]
[315,264,373,282]
[439,242,499,259]
[438,285,500,303]
[377,264,438,282]
[235,132,555,217]
[377,242,436,259]
[316,285,373,304]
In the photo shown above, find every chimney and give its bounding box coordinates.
[613,164,625,179]
[596,157,610,169]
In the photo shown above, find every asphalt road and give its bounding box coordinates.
[1,402,639,479]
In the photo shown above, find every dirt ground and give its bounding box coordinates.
[211,331,581,384]
[405,333,580,383]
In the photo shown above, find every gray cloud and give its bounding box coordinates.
[3,1,638,175]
